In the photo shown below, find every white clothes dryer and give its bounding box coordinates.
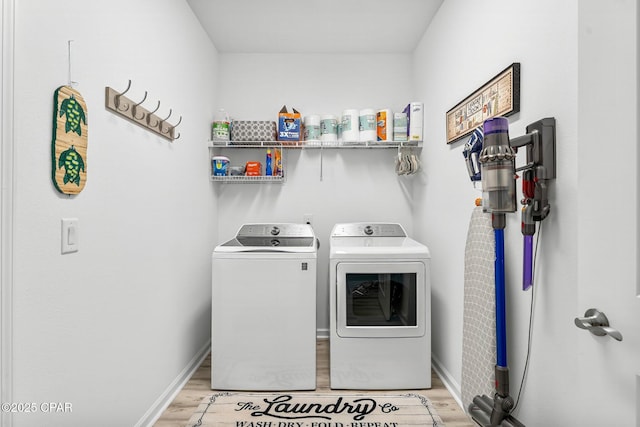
[212,223,317,391]
[329,223,431,389]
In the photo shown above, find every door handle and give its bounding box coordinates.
[574,308,623,341]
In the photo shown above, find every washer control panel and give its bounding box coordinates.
[331,223,407,237]
[237,223,314,238]
[222,223,316,248]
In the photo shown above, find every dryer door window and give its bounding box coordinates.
[336,262,426,338]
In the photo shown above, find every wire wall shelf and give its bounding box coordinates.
[208,140,422,149]
[210,175,285,184]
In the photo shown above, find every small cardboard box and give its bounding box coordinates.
[277,105,301,142]
[245,161,262,176]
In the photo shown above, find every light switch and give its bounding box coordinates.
[61,218,79,254]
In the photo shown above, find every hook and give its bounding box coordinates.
[161,109,173,122]
[131,91,148,120]
[114,80,132,111]
[145,101,161,127]
[161,115,182,135]
[157,109,173,138]
[163,115,182,141]
[67,40,77,87]
[154,108,172,130]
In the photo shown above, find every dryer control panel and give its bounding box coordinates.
[331,223,407,237]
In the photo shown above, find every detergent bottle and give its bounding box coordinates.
[212,108,230,142]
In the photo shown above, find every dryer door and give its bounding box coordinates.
[336,261,427,338]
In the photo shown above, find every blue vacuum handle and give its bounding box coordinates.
[494,227,508,368]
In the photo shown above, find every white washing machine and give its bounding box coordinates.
[329,222,431,389]
[212,223,317,390]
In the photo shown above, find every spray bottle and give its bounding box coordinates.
[265,149,273,176]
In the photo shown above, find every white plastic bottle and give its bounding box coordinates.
[212,108,230,142]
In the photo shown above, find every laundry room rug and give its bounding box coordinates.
[185,392,445,427]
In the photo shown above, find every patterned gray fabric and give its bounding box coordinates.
[230,120,277,142]
[461,206,496,411]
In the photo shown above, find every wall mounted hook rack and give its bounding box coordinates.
[105,80,182,141]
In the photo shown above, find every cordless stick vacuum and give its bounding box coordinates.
[468,117,556,427]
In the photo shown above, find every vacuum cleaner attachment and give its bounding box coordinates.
[512,117,557,291]
[463,127,484,184]
[521,169,535,291]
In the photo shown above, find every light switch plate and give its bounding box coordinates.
[61,218,79,254]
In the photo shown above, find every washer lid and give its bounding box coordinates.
[329,223,429,258]
[330,236,430,258]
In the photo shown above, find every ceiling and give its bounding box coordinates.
[186,0,444,54]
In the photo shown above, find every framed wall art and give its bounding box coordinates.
[446,63,520,144]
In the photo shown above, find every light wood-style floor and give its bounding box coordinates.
[154,339,475,426]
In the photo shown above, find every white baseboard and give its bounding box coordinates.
[136,339,211,427]
[431,353,464,411]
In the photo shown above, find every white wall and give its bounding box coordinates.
[412,0,585,424]
[215,53,417,333]
[10,1,218,426]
